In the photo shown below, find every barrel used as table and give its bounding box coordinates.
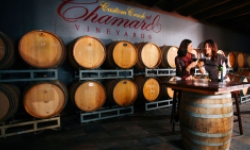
[180,91,233,150]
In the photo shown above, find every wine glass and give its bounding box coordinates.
[197,53,205,61]
[192,55,198,62]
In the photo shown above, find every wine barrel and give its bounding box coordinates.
[217,50,225,56]
[158,76,175,99]
[246,54,250,68]
[180,92,233,150]
[239,69,250,77]
[68,36,106,69]
[19,30,66,68]
[105,79,138,106]
[104,41,137,69]
[135,42,161,70]
[23,80,68,118]
[69,80,106,112]
[0,84,20,122]
[227,73,234,81]
[134,75,161,102]
[159,46,178,68]
[0,31,15,69]
[230,75,249,96]
[224,51,236,68]
[236,52,248,68]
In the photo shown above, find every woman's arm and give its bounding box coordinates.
[190,54,197,76]
[197,60,205,74]
[175,57,189,78]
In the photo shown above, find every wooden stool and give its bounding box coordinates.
[171,90,243,135]
[170,90,181,132]
[232,91,243,135]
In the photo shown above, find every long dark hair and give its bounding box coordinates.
[177,39,192,57]
[204,39,218,62]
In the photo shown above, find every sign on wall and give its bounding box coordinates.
[57,0,162,40]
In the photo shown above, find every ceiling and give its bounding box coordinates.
[125,0,250,36]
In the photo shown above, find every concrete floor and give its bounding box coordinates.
[1,101,250,150]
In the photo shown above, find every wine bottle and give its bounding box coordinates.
[218,60,223,82]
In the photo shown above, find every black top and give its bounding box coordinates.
[204,53,226,82]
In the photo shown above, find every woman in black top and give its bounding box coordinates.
[175,39,197,80]
[197,39,226,82]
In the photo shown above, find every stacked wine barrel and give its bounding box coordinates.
[0,32,15,69]
[2,29,250,122]
[0,84,20,122]
[19,30,66,69]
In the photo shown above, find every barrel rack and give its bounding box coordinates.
[0,69,58,82]
[78,69,133,80]
[140,68,176,111]
[76,69,134,123]
[0,69,61,138]
[0,115,60,138]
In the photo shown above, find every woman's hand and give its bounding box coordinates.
[190,62,197,68]
[197,60,205,74]
[197,60,204,67]
[185,75,193,80]
[186,62,197,71]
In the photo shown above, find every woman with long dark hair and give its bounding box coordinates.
[175,39,197,80]
[197,39,227,82]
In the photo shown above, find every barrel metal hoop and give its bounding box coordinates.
[184,101,232,108]
[183,92,231,99]
[182,134,231,147]
[181,110,233,118]
[181,125,232,137]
